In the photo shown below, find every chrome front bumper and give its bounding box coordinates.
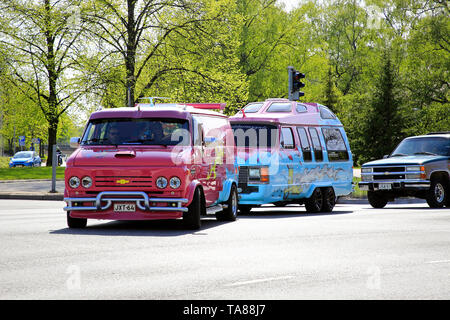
[64,191,188,212]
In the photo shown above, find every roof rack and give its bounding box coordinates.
[135,98,226,111]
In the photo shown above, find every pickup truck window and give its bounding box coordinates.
[391,137,450,157]
[81,118,190,146]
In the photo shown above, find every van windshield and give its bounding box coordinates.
[231,123,278,148]
[81,118,190,146]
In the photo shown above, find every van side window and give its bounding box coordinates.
[192,117,203,146]
[296,127,312,161]
[280,127,295,149]
[308,127,323,161]
[322,128,349,161]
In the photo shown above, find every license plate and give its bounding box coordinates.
[378,183,392,190]
[114,203,136,212]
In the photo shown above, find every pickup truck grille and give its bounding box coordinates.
[373,167,405,173]
[373,174,405,180]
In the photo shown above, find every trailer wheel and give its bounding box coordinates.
[305,188,323,213]
[321,187,336,212]
[183,187,202,230]
[238,205,253,215]
[67,212,87,228]
[216,184,238,221]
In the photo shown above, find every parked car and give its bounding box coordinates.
[64,102,238,229]
[9,151,41,168]
[359,132,450,208]
[229,98,353,214]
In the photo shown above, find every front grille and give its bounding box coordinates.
[94,175,153,188]
[373,174,405,180]
[238,167,249,188]
[373,167,405,173]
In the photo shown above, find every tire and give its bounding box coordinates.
[367,191,388,208]
[321,187,336,212]
[216,184,238,221]
[183,187,203,230]
[67,212,87,228]
[238,205,253,215]
[305,188,323,213]
[426,178,447,208]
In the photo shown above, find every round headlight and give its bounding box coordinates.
[156,176,168,189]
[81,176,93,188]
[169,176,181,189]
[69,176,80,188]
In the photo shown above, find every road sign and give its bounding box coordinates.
[19,136,25,146]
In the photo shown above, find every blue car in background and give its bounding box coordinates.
[9,151,41,168]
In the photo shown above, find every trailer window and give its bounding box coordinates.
[281,127,295,149]
[322,128,349,161]
[232,123,278,148]
[296,127,312,161]
[266,103,292,113]
[308,127,323,161]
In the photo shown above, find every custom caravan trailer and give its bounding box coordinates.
[230,98,353,214]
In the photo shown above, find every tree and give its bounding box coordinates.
[0,0,89,165]
[365,49,403,160]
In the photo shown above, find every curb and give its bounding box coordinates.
[0,192,63,201]
[0,179,64,183]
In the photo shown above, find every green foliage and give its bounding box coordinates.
[0,0,447,165]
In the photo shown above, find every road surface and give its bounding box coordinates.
[0,200,449,300]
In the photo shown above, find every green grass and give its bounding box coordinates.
[351,177,367,198]
[0,166,65,180]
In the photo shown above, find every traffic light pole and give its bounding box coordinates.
[288,66,295,101]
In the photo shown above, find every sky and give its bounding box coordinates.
[279,0,300,11]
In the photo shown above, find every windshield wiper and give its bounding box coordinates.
[83,138,117,147]
[390,153,407,157]
[122,139,168,147]
[414,152,437,156]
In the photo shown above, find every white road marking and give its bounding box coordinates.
[426,260,450,264]
[224,276,295,287]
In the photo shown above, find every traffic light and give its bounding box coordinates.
[288,66,305,101]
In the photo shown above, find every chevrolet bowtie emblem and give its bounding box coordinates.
[116,179,130,185]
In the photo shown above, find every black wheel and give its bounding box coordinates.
[321,187,336,212]
[183,187,203,230]
[305,188,323,213]
[238,205,253,215]
[426,178,447,208]
[67,212,87,228]
[216,185,238,221]
[367,191,388,208]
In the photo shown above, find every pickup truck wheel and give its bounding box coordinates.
[367,191,388,208]
[67,212,87,228]
[426,178,447,208]
[216,185,237,221]
[183,187,202,230]
[321,187,336,212]
[305,188,323,213]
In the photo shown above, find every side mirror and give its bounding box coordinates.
[383,154,389,159]
[70,137,80,148]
